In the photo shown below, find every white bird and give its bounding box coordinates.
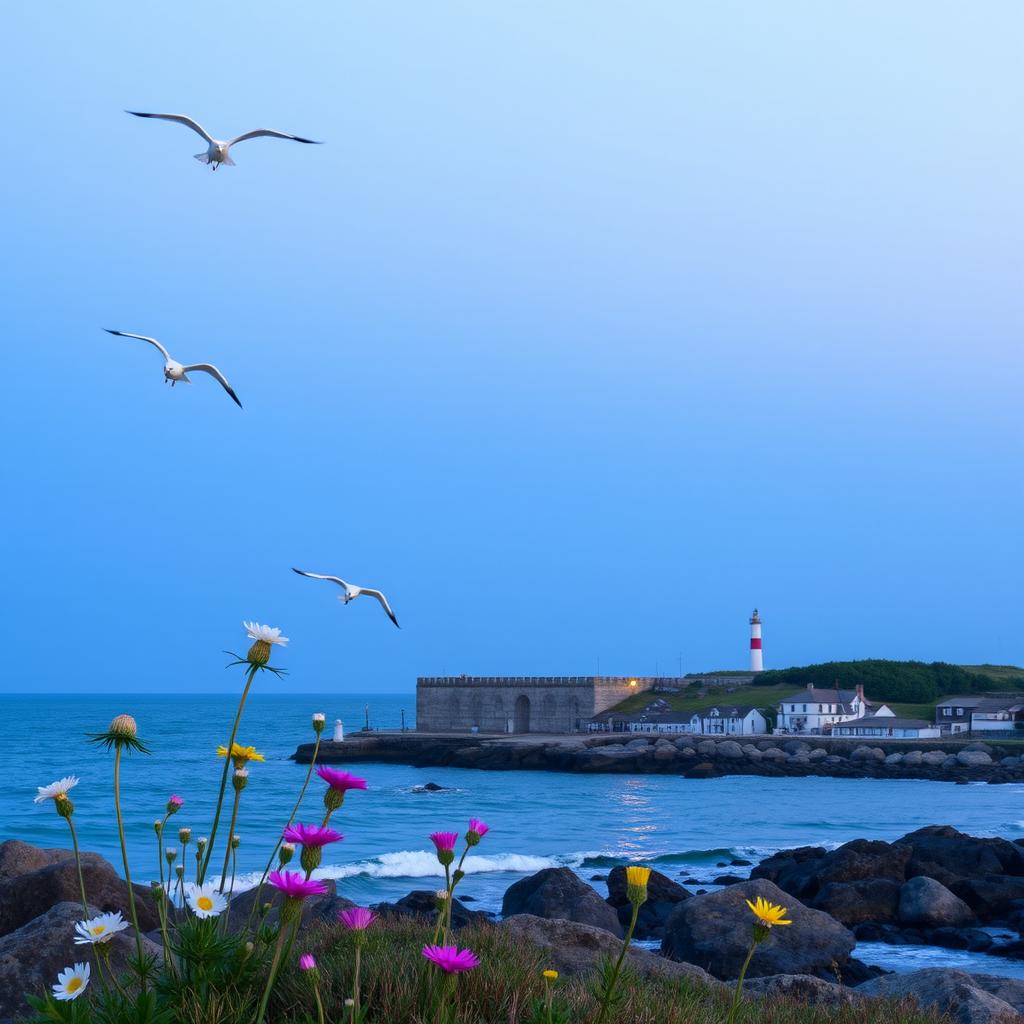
[104,330,242,408]
[126,111,322,169]
[292,568,400,628]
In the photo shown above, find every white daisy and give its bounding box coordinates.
[74,911,130,945]
[52,962,90,1001]
[185,882,227,919]
[34,776,80,804]
[243,621,289,646]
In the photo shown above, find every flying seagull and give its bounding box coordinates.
[104,330,242,408]
[126,111,322,169]
[292,568,400,628]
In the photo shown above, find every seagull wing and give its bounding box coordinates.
[104,329,171,362]
[360,588,401,629]
[126,111,215,143]
[227,129,322,147]
[182,364,242,408]
[292,568,351,589]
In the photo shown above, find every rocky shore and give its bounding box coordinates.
[4,828,1024,1023]
[294,731,1024,784]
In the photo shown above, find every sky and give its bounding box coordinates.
[2,2,1022,693]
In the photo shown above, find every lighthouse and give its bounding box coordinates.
[749,609,763,672]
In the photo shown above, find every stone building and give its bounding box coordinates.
[415,676,662,734]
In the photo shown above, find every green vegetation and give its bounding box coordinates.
[608,683,792,717]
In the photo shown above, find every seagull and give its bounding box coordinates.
[292,568,400,628]
[126,111,322,169]
[104,330,242,408]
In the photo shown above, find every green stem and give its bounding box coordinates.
[113,744,146,989]
[65,817,89,916]
[218,788,243,892]
[313,983,326,1024]
[157,894,176,976]
[352,941,362,1021]
[202,663,257,884]
[253,919,295,1024]
[595,901,639,1024]
[440,863,452,946]
[545,981,553,1024]
[725,938,759,1024]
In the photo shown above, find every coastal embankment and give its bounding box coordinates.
[293,731,1024,784]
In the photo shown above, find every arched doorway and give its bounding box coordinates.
[514,694,530,733]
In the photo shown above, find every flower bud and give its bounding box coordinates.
[165,847,177,864]
[174,864,184,878]
[55,794,74,819]
[247,639,272,666]
[167,795,183,815]
[278,842,295,866]
[178,827,192,844]
[323,787,344,814]
[244,941,254,957]
[231,835,241,850]
[109,714,138,740]
[344,999,354,1008]
[196,836,208,851]
[625,865,651,906]
[233,768,249,792]
[153,820,163,835]
[300,845,322,875]
[453,869,465,884]
[543,969,558,981]
[312,713,325,734]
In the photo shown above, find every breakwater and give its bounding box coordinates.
[293,731,1024,784]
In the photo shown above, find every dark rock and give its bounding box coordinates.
[927,927,994,952]
[682,877,701,884]
[501,868,623,936]
[376,890,487,930]
[899,876,975,928]
[0,840,82,881]
[713,875,746,886]
[0,902,161,1024]
[857,968,1021,1024]
[951,876,1024,921]
[0,849,158,938]
[731,858,753,867]
[811,878,901,926]
[421,782,445,791]
[501,914,723,989]
[606,866,690,939]
[660,879,855,981]
[589,875,607,882]
[970,975,1024,1012]
[226,879,353,932]
[685,762,719,779]
[899,826,1024,886]
[743,973,861,1006]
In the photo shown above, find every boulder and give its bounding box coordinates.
[899,826,1024,885]
[0,902,162,1024]
[660,879,855,981]
[857,968,1021,1024]
[898,876,975,929]
[959,750,994,767]
[501,915,722,990]
[850,746,884,761]
[971,975,1024,1013]
[743,973,862,1007]
[902,750,924,767]
[951,876,1024,921]
[375,890,488,930]
[696,740,717,756]
[0,840,82,881]
[606,866,690,938]
[884,753,904,766]
[921,751,947,766]
[812,879,901,926]
[502,868,622,936]
[808,748,828,761]
[752,839,909,900]
[226,879,353,932]
[717,741,745,760]
[0,850,159,938]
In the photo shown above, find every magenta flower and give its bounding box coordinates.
[339,906,377,931]
[316,766,368,793]
[167,795,183,814]
[466,818,489,846]
[422,944,481,974]
[268,870,329,900]
[430,832,458,853]
[299,954,316,971]
[282,824,343,848]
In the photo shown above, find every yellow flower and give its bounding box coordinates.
[543,969,558,980]
[216,743,265,766]
[625,865,652,888]
[745,897,792,928]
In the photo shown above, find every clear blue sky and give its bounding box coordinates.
[3,2,1021,693]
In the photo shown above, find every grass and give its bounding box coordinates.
[256,917,940,1024]
[609,683,794,717]
[961,664,1024,683]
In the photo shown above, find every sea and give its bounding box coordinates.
[5,692,1024,979]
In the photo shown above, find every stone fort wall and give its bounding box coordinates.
[416,676,662,734]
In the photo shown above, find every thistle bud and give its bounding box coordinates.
[109,714,138,740]
[279,842,295,867]
[245,941,254,956]
[312,713,326,734]
[165,848,177,865]
[300,845,322,875]
[174,864,184,878]
[323,787,344,814]
[453,869,465,884]
[344,999,354,1009]
[153,820,163,836]
[231,835,241,850]
[55,794,74,820]
[178,827,192,844]
[233,768,249,792]
[167,795,183,815]
[196,836,208,852]
[247,638,272,666]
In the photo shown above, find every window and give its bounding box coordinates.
[802,704,807,713]
[818,704,823,712]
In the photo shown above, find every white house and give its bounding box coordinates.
[775,685,871,735]
[694,705,768,736]
[832,713,940,739]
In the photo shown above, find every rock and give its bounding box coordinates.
[501,868,622,937]
[606,867,690,938]
[0,902,161,1023]
[959,751,994,767]
[752,839,909,900]
[696,740,717,756]
[899,876,975,929]
[783,741,810,755]
[686,762,719,779]
[808,748,828,761]
[850,746,884,761]
[744,747,763,761]
[902,750,924,767]
[653,744,677,763]
[226,879,353,932]
[761,747,787,760]
[501,914,723,989]
[717,740,745,760]
[884,753,904,766]
[660,879,855,980]
[812,879,901,926]
[0,849,159,938]
[731,858,753,867]
[420,782,446,791]
[943,755,961,770]
[713,875,746,886]
[927,927,994,952]
[0,840,81,881]
[951,876,1024,921]
[899,826,1024,886]
[921,751,947,766]
[626,738,651,751]
[965,742,995,754]
[971,975,1024,1012]
[857,968,1021,1024]
[376,890,487,930]
[744,973,861,1007]
[590,874,607,882]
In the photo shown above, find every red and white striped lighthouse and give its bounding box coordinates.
[749,609,763,672]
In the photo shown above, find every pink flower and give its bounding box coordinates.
[268,870,329,900]
[430,832,458,853]
[282,824,343,848]
[316,767,368,793]
[422,944,481,974]
[467,818,489,845]
[339,906,377,931]
[299,954,316,971]
[167,795,183,814]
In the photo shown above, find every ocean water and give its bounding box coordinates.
[5,693,1024,978]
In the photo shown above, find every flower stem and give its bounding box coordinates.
[595,901,639,1024]
[218,787,243,892]
[313,982,326,1024]
[725,938,760,1024]
[113,744,146,989]
[352,941,362,1022]
[252,920,294,1024]
[202,663,257,884]
[65,817,89,916]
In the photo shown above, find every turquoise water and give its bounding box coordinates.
[6,693,1024,977]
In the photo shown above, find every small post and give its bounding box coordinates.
[364,704,370,731]
[401,708,406,732]
[333,719,344,743]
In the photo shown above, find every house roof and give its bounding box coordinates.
[781,687,861,704]
[833,714,934,731]
[700,705,760,719]
[935,696,986,709]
